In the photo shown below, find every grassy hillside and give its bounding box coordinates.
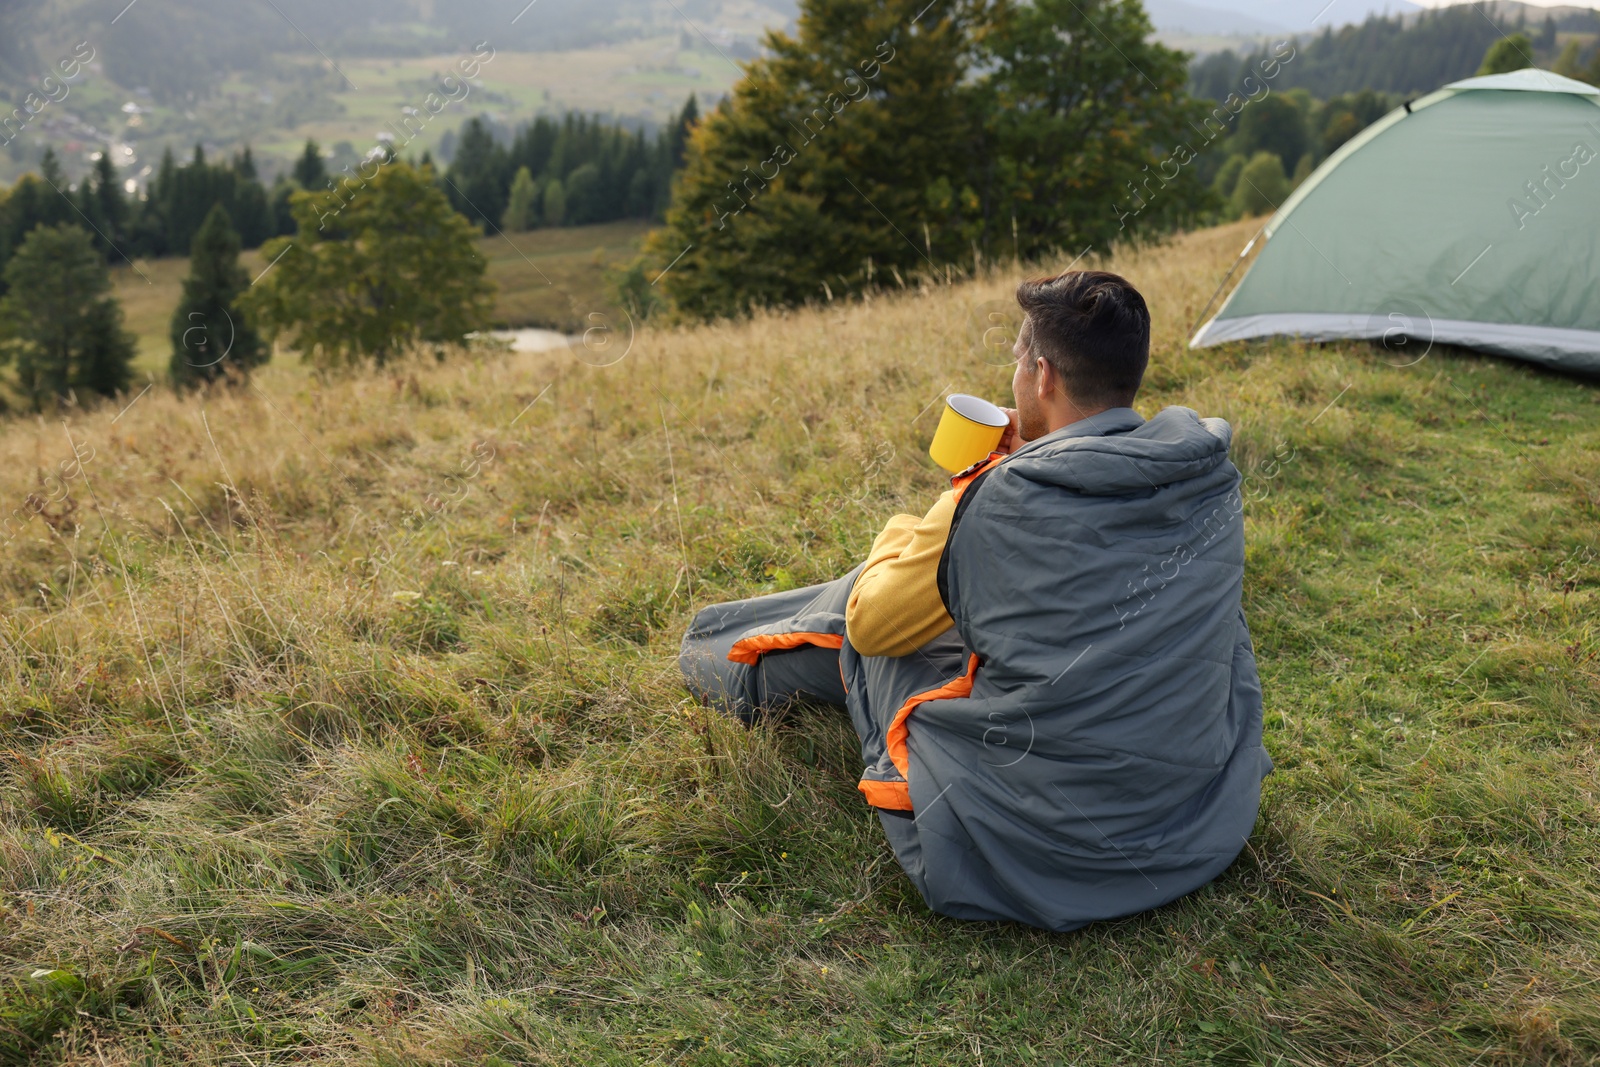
[3,219,1598,1065]
[111,219,651,374]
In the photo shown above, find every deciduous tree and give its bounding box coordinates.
[978,0,1210,258]
[241,162,493,368]
[503,166,538,231]
[1478,33,1534,76]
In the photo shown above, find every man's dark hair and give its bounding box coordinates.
[1015,270,1150,408]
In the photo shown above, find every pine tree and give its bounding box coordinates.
[230,149,272,247]
[0,224,136,409]
[129,146,179,256]
[170,204,268,389]
[39,148,66,194]
[509,117,558,180]
[78,150,129,257]
[1229,94,1310,179]
[646,0,1203,318]
[0,176,49,289]
[270,177,297,236]
[1190,7,1517,100]
[292,139,327,189]
[645,0,983,319]
[668,94,699,169]
[1536,15,1556,51]
[446,117,510,229]
[503,166,538,231]
[31,149,76,231]
[563,162,600,225]
[78,300,137,399]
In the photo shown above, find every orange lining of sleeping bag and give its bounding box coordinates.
[951,451,1007,499]
[857,779,912,810]
[726,630,845,666]
[857,652,981,811]
[885,652,980,779]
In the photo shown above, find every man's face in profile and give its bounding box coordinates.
[1011,316,1049,443]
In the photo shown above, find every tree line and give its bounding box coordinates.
[1186,15,1600,232]
[1173,84,1400,227]
[1,99,699,281]
[443,99,699,232]
[0,98,697,411]
[0,144,289,273]
[0,156,491,413]
[1190,4,1600,103]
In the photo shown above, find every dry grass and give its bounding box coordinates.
[3,218,1598,1065]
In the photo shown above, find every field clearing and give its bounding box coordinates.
[4,218,1599,1065]
[240,38,734,162]
[110,219,651,375]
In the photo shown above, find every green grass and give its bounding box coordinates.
[2,220,1598,1065]
[481,220,653,332]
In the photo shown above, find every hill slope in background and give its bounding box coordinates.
[1146,0,1292,34]
[1,219,1597,1064]
[3,0,1596,186]
[8,0,793,100]
[1190,0,1600,99]
[1158,0,1422,34]
[0,0,778,184]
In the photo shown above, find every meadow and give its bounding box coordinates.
[2,217,1598,1065]
[111,219,651,371]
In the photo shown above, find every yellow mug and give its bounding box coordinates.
[929,393,1009,473]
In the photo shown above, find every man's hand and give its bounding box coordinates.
[997,407,1023,454]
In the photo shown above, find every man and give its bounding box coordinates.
[679,270,1273,932]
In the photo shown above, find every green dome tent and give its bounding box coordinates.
[1190,69,1600,376]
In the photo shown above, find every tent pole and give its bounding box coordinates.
[1188,222,1269,342]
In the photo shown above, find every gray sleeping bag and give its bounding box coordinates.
[680,406,1273,931]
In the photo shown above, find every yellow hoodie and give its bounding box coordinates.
[844,488,959,657]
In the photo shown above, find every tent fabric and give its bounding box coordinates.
[1442,69,1600,94]
[1191,69,1600,376]
[679,407,1273,932]
[1196,314,1600,372]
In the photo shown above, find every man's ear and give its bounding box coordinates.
[1033,354,1056,404]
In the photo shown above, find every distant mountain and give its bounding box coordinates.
[1146,0,1421,35]
[1145,0,1289,33]
[7,0,791,104]
[1202,0,1422,31]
